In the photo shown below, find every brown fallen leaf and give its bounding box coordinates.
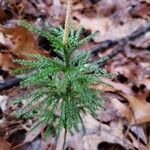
[0,25,49,71]
[0,25,49,59]
[82,120,134,150]
[12,124,46,149]
[65,114,134,150]
[107,88,150,124]
[83,116,148,150]
[1,25,48,54]
[122,94,150,124]
[8,0,27,17]
[73,12,147,42]
[111,97,132,122]
[0,138,11,150]
[96,78,133,95]
[97,77,150,125]
[0,8,11,22]
[0,52,17,71]
[140,0,150,4]
[129,1,150,20]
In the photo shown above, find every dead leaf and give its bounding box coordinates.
[0,138,11,150]
[0,52,16,71]
[139,0,150,4]
[123,95,150,124]
[100,78,150,125]
[83,121,133,150]
[0,95,8,111]
[0,25,48,58]
[130,125,147,144]
[0,8,11,22]
[0,25,49,71]
[111,98,132,122]
[12,124,46,149]
[0,32,6,45]
[129,1,150,20]
[96,78,133,95]
[138,79,150,90]
[73,12,147,42]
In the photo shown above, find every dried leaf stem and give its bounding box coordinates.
[63,0,72,45]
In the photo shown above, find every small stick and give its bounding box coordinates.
[91,23,150,56]
[0,77,22,92]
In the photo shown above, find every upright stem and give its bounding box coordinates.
[63,0,72,45]
[62,94,68,150]
[62,128,67,150]
[62,2,72,149]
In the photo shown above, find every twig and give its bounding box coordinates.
[130,44,150,51]
[97,23,150,65]
[91,40,118,55]
[0,77,22,92]
[91,23,150,57]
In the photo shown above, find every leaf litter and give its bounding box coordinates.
[0,0,150,149]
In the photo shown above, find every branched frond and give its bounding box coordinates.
[78,32,96,47]
[13,20,111,137]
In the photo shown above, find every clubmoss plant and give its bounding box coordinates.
[13,0,111,149]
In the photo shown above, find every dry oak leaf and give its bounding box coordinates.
[83,116,147,149]
[83,121,133,150]
[97,79,150,124]
[0,25,49,59]
[112,93,150,124]
[73,12,147,42]
[111,97,132,122]
[68,113,131,150]
[122,94,150,125]
[96,78,133,95]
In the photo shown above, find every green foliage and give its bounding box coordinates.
[14,20,112,136]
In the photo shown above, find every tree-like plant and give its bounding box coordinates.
[13,0,111,149]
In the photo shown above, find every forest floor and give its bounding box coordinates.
[0,0,150,150]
